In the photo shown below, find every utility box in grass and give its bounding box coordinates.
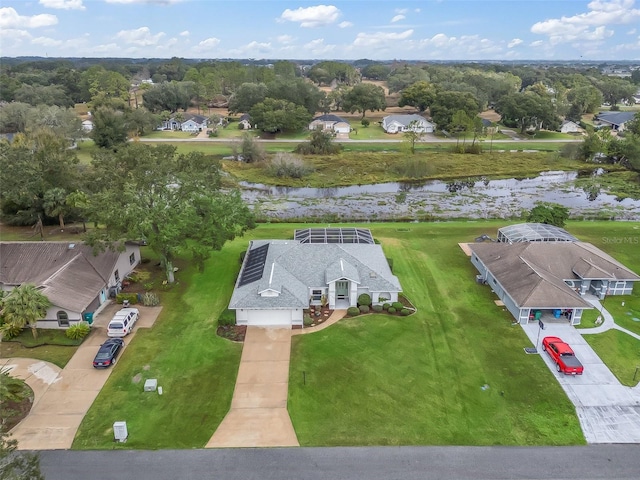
[113,421,128,442]
[144,379,158,392]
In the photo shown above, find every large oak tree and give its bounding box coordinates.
[86,144,254,283]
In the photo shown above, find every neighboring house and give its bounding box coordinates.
[238,114,252,130]
[308,114,351,134]
[382,114,434,134]
[559,120,582,134]
[229,228,402,327]
[469,241,639,325]
[593,111,636,132]
[82,120,94,132]
[0,242,141,329]
[161,113,208,132]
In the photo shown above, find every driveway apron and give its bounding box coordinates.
[521,318,640,443]
[207,326,299,448]
[2,303,162,450]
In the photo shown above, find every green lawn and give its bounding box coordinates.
[583,330,640,387]
[601,295,640,336]
[72,249,245,449]
[142,130,195,139]
[1,329,81,368]
[289,222,585,446]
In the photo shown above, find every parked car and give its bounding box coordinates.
[107,308,140,337]
[542,336,584,375]
[93,338,124,368]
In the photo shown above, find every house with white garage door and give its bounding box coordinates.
[228,228,402,327]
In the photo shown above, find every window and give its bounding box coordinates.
[129,253,136,265]
[114,269,120,283]
[311,289,322,301]
[57,311,69,327]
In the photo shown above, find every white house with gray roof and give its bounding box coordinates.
[229,230,401,327]
[382,114,434,134]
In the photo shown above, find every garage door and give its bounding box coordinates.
[245,309,292,326]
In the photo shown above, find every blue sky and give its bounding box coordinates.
[1,0,639,60]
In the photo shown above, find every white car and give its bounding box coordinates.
[107,308,140,337]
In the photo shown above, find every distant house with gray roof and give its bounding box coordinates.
[309,114,351,134]
[0,242,140,329]
[594,111,636,132]
[382,114,434,134]
[229,228,401,327]
[469,241,639,325]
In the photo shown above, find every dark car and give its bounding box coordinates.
[93,338,124,368]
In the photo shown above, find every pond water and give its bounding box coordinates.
[239,171,640,221]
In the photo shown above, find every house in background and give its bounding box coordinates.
[559,120,582,133]
[468,229,639,325]
[238,114,252,130]
[308,114,351,135]
[229,228,401,327]
[82,119,94,132]
[0,242,141,329]
[161,113,208,132]
[382,114,434,134]
[593,111,636,132]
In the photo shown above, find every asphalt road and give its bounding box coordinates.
[39,445,640,480]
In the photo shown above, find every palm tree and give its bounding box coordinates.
[2,284,51,339]
[43,187,68,231]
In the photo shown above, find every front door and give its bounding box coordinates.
[336,281,349,300]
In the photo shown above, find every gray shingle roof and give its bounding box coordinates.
[469,242,638,309]
[382,114,432,127]
[310,114,349,124]
[595,111,636,126]
[229,240,401,310]
[0,242,121,312]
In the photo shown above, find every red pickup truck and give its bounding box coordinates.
[542,336,584,375]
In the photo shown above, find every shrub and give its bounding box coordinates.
[218,309,236,326]
[116,293,138,305]
[400,308,411,316]
[65,322,91,340]
[0,323,22,340]
[388,307,397,314]
[267,153,314,179]
[347,306,360,316]
[372,305,383,312]
[392,302,403,310]
[357,293,372,306]
[359,305,370,313]
[303,314,313,327]
[382,303,391,310]
[142,292,160,306]
[361,118,370,128]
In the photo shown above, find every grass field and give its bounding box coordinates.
[584,330,640,387]
[24,220,640,448]
[1,329,81,368]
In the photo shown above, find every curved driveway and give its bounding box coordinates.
[2,303,161,450]
[521,296,640,443]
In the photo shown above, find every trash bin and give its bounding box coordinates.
[83,312,94,324]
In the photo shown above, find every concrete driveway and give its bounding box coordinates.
[2,303,161,450]
[207,326,299,448]
[521,306,640,443]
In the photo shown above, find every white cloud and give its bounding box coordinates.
[39,0,85,10]
[105,0,183,4]
[338,21,352,28]
[391,15,405,23]
[279,5,341,27]
[303,38,336,55]
[353,29,413,47]
[92,42,119,53]
[31,36,64,47]
[0,7,58,28]
[193,37,221,52]
[277,34,295,44]
[531,0,640,44]
[627,28,637,34]
[229,41,273,56]
[115,27,165,46]
[395,8,408,14]
[508,38,523,48]
[415,34,502,57]
[530,40,544,47]
[179,30,189,36]
[0,28,32,41]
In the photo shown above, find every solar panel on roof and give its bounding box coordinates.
[238,243,269,286]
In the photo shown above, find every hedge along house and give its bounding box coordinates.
[229,228,402,327]
[0,242,140,329]
[469,241,639,325]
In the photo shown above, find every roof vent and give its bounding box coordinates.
[68,243,76,249]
